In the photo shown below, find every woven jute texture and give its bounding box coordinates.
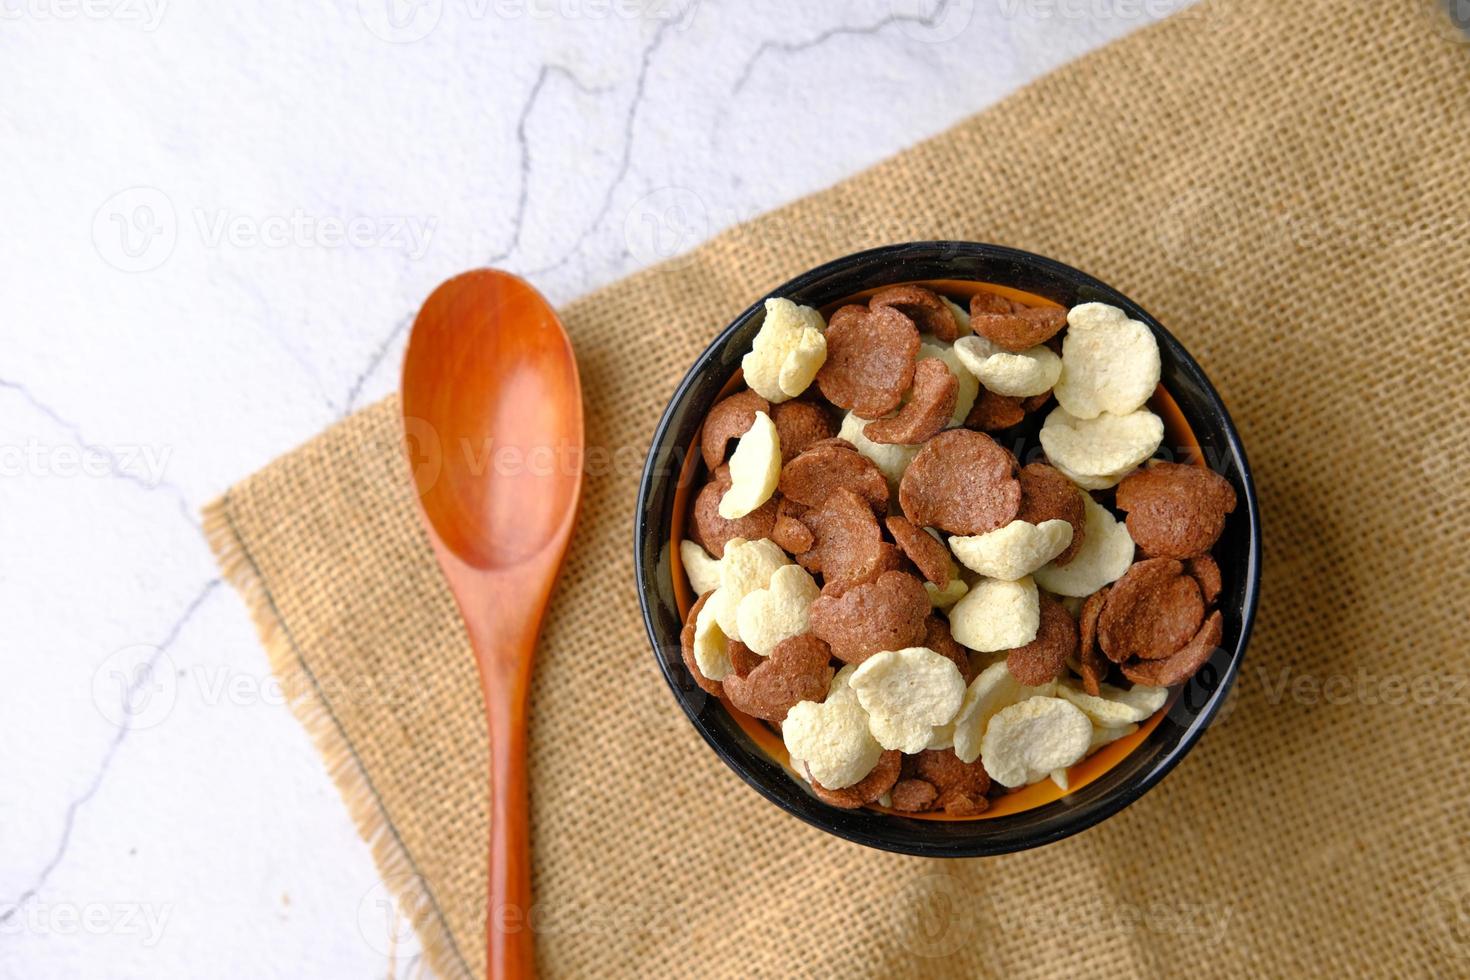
[205,1,1470,975]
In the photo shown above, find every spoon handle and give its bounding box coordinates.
[482,658,534,979]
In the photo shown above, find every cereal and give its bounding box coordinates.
[950,661,1059,764]
[965,388,1027,431]
[1078,588,1110,696]
[680,539,723,596]
[741,298,828,403]
[782,670,884,790]
[925,568,969,611]
[923,614,975,684]
[1039,405,1164,490]
[851,647,967,753]
[837,411,919,488]
[769,399,835,462]
[941,297,972,337]
[949,519,1075,582]
[1096,558,1205,662]
[736,563,822,656]
[816,304,920,417]
[800,489,890,595]
[980,696,1093,788]
[1054,302,1161,419]
[888,778,939,812]
[808,570,930,665]
[1005,593,1078,686]
[909,748,993,815]
[899,429,1022,535]
[719,411,782,520]
[810,749,902,808]
[1121,610,1223,687]
[692,465,778,559]
[779,441,888,512]
[1115,460,1238,560]
[1033,493,1136,598]
[970,294,1069,352]
[711,537,788,640]
[700,389,770,469]
[885,516,953,587]
[864,358,957,445]
[723,633,835,723]
[770,498,815,555]
[1056,679,1168,726]
[954,335,1063,398]
[1187,554,1223,606]
[949,575,1041,653]
[692,588,733,681]
[869,285,963,342]
[917,341,979,424]
[1016,462,1087,566]
[680,592,723,696]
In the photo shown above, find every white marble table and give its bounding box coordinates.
[0,2,1186,975]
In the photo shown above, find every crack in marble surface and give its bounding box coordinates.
[732,0,962,94]
[0,376,200,528]
[0,579,220,923]
[526,16,682,277]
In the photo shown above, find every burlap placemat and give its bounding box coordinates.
[204,1,1470,975]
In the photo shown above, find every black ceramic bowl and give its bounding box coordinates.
[635,242,1261,857]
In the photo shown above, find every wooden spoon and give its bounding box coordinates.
[401,269,583,980]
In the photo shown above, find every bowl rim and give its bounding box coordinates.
[634,241,1262,856]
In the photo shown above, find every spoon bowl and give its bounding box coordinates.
[402,269,583,978]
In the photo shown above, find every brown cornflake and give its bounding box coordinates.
[723,634,835,723]
[899,429,1022,535]
[1006,594,1078,686]
[1097,558,1205,663]
[885,515,952,587]
[691,465,777,558]
[808,570,929,665]
[864,358,957,445]
[816,304,920,417]
[869,284,962,342]
[1016,462,1087,566]
[769,399,835,463]
[1121,611,1224,687]
[811,750,902,809]
[700,389,770,469]
[779,442,889,512]
[970,295,1068,352]
[1115,461,1238,560]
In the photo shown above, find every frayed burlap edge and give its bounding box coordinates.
[203,495,475,980]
